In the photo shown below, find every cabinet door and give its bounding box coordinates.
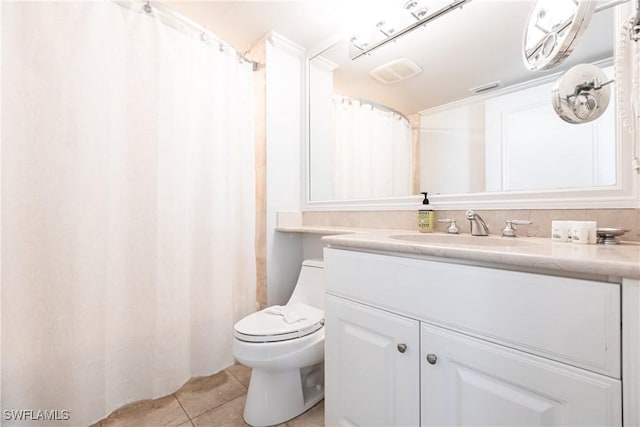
[421,323,621,427]
[325,294,420,426]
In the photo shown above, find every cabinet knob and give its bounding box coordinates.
[397,343,407,353]
[426,353,438,365]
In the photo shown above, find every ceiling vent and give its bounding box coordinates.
[469,80,503,94]
[369,58,422,84]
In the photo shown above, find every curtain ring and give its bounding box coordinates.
[143,1,152,14]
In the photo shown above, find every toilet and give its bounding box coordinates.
[233,259,325,426]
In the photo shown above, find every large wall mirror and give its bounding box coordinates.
[306,0,638,210]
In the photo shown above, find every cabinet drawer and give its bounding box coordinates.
[325,248,621,377]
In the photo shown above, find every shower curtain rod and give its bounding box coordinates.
[142,1,259,71]
[335,95,411,123]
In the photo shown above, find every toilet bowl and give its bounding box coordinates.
[233,259,325,427]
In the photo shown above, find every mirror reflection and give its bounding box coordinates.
[522,0,597,71]
[308,0,615,202]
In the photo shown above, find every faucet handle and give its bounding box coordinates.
[502,219,533,237]
[437,219,459,234]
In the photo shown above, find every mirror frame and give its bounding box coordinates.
[302,4,639,211]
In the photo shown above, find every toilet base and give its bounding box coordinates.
[243,363,324,426]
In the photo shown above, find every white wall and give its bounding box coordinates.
[264,33,306,306]
[303,234,325,260]
[309,56,337,201]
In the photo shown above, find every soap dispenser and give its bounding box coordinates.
[418,192,434,233]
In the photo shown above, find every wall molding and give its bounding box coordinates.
[267,31,305,58]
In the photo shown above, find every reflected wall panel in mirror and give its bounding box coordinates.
[420,64,615,194]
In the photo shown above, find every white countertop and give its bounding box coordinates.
[307,228,640,280]
[275,225,367,235]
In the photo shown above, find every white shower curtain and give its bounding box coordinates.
[333,97,412,199]
[1,2,256,425]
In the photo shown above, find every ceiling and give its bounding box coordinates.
[320,0,614,114]
[166,0,615,115]
[165,0,372,53]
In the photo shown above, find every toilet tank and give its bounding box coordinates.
[287,259,325,310]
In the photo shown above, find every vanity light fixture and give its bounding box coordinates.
[349,0,472,60]
[404,0,429,21]
[350,35,369,51]
[376,21,396,37]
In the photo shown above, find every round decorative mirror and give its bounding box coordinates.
[551,63,612,123]
[523,0,596,71]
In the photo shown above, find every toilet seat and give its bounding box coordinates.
[234,303,324,343]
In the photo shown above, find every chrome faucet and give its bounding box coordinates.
[437,218,460,234]
[465,210,489,236]
[501,219,533,237]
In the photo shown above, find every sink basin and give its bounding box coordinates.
[389,234,539,248]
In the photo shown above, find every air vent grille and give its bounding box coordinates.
[369,58,422,84]
[469,80,503,94]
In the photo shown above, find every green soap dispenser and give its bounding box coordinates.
[418,192,434,233]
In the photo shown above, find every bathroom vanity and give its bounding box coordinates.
[321,231,640,426]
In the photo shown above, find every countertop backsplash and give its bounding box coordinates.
[302,209,640,242]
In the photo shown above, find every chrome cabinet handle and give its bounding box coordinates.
[397,343,407,353]
[426,353,438,365]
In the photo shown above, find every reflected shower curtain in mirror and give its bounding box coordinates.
[333,97,412,199]
[1,2,255,425]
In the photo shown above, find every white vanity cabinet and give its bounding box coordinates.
[324,247,623,426]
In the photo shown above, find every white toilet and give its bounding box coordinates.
[233,259,325,426]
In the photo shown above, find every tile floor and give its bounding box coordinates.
[95,364,324,427]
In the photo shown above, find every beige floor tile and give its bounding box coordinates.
[97,365,325,427]
[191,395,249,427]
[175,370,247,419]
[101,395,189,427]
[286,400,324,427]
[225,363,252,388]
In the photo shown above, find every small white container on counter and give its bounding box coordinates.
[571,221,594,245]
[551,221,572,242]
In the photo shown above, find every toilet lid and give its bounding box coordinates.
[234,303,324,343]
